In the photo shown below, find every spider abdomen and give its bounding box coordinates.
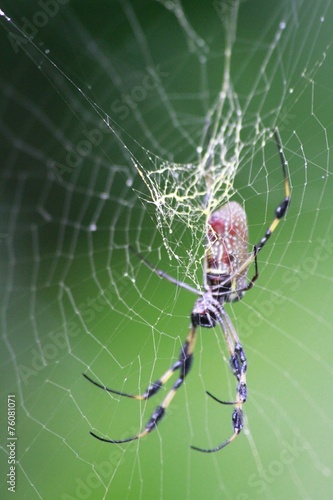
[206,201,249,301]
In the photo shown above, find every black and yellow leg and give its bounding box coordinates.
[85,326,197,444]
[191,308,247,453]
[226,128,291,294]
[254,128,290,256]
[191,344,247,452]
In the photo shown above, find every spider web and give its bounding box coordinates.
[1,0,333,499]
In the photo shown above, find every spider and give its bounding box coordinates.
[84,129,290,453]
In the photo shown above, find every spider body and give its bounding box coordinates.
[191,202,249,329]
[191,293,219,328]
[206,201,249,303]
[84,129,290,452]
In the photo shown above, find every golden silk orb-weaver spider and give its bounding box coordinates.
[84,129,290,452]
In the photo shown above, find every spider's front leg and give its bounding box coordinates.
[84,326,197,444]
[191,311,247,453]
[229,341,248,403]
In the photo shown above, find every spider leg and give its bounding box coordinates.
[191,309,246,453]
[205,390,237,405]
[223,247,259,299]
[129,245,201,295]
[191,409,243,453]
[86,326,197,444]
[256,128,290,256]
[83,358,181,401]
[220,128,290,293]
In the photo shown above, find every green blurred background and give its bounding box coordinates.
[1,1,333,499]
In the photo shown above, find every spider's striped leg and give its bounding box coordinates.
[221,128,291,294]
[255,128,290,256]
[86,326,197,444]
[191,309,246,453]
